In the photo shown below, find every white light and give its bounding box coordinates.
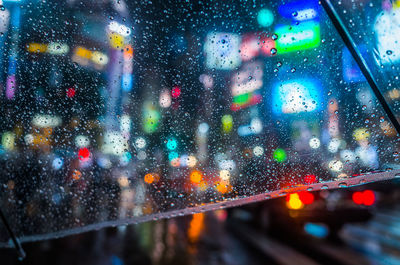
[374,8,400,65]
[137,150,147,160]
[24,134,34,144]
[328,160,343,172]
[294,9,318,21]
[204,32,241,70]
[75,135,90,148]
[219,159,236,171]
[199,74,214,89]
[120,115,131,132]
[135,137,146,149]
[327,138,340,153]
[309,137,320,149]
[47,42,69,55]
[220,170,231,181]
[250,118,263,134]
[253,146,264,157]
[108,21,131,37]
[32,114,61,128]
[102,131,128,155]
[198,122,209,135]
[340,149,355,163]
[159,89,172,108]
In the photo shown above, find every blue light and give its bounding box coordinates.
[168,151,179,161]
[304,222,329,238]
[271,79,322,115]
[52,157,64,170]
[278,0,319,21]
[257,9,274,27]
[342,45,367,83]
[122,74,133,92]
[166,137,178,150]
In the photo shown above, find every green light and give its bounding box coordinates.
[275,21,320,54]
[257,9,274,27]
[273,148,287,162]
[143,108,161,134]
[221,114,233,133]
[166,137,178,150]
[168,151,179,161]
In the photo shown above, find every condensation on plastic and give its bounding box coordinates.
[0,0,400,246]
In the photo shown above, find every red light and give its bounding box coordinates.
[352,190,375,206]
[78,147,90,161]
[298,191,314,205]
[363,190,375,206]
[304,174,317,184]
[352,191,363,205]
[67,87,76,98]
[171,86,181,98]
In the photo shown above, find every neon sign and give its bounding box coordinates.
[275,21,320,54]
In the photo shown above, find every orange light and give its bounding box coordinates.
[27,43,47,53]
[215,180,232,194]
[190,170,202,184]
[188,213,204,243]
[75,46,92,59]
[72,170,82,180]
[144,173,156,184]
[286,193,304,210]
[123,44,134,60]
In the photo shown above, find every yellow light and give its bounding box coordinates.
[221,114,233,133]
[27,43,47,53]
[286,193,304,210]
[109,32,124,49]
[353,128,370,141]
[190,170,202,184]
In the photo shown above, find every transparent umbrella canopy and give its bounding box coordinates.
[1,0,400,258]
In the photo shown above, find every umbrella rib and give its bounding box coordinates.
[321,0,400,136]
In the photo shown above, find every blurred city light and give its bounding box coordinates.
[286,193,304,210]
[78,147,90,162]
[278,0,319,21]
[275,21,320,54]
[257,8,274,27]
[273,148,287,162]
[204,32,241,70]
[352,190,376,206]
[272,79,321,114]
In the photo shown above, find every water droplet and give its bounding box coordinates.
[321,185,329,190]
[0,6,5,11]
[277,61,282,67]
[272,34,278,40]
[270,48,277,55]
[362,105,367,110]
[387,50,393,55]
[338,182,347,188]
[292,11,298,17]
[291,67,296,73]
